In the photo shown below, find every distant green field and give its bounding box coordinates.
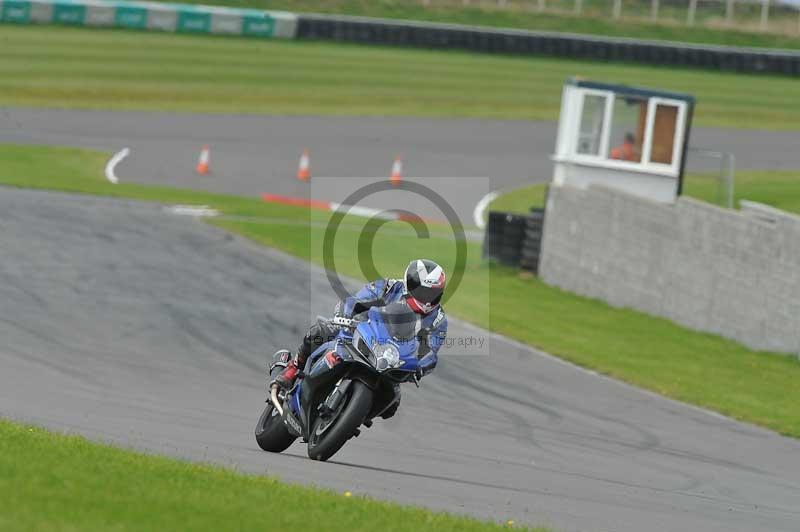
[0,420,543,532]
[160,0,800,50]
[488,169,800,215]
[3,143,800,440]
[1,25,798,129]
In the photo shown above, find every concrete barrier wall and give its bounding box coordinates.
[539,184,800,354]
[0,0,298,38]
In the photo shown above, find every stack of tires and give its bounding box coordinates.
[520,208,544,274]
[483,211,528,268]
[483,211,505,261]
[483,208,545,273]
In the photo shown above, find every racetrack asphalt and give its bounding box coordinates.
[1,187,798,532]
[3,108,800,226]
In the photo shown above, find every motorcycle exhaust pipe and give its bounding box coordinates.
[270,385,284,416]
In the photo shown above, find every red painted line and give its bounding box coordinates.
[397,212,422,223]
[262,193,447,226]
[262,194,331,211]
[397,212,447,226]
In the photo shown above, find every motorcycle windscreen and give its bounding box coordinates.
[368,302,420,342]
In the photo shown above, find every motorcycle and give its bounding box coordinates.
[254,302,422,461]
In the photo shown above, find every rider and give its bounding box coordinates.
[273,259,448,405]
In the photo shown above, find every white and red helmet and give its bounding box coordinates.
[404,259,446,315]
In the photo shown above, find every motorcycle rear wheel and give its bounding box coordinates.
[307,381,373,462]
[255,403,296,453]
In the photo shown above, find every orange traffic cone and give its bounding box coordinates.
[296,149,311,182]
[390,156,402,187]
[196,145,210,175]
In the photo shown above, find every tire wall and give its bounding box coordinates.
[296,14,800,76]
[483,208,545,274]
[2,1,798,75]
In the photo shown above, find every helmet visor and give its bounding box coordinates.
[408,284,443,306]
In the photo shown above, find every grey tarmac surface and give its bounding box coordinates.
[2,108,800,225]
[1,187,799,532]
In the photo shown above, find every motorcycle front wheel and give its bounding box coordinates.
[307,381,373,462]
[255,402,296,453]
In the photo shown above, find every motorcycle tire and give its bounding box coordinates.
[255,403,296,453]
[307,381,373,462]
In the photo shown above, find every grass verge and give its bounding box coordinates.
[488,169,800,215]
[3,143,800,439]
[0,419,544,531]
[1,25,799,129]
[161,0,800,50]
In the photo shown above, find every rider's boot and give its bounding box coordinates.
[274,353,306,390]
[274,359,299,389]
[274,322,326,390]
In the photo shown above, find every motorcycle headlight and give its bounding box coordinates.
[372,342,400,372]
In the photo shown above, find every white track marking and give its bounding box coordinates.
[329,202,397,220]
[165,205,219,217]
[473,191,499,229]
[104,147,130,184]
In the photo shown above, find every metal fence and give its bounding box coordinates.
[683,147,736,209]
[416,0,800,36]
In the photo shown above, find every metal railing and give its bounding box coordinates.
[415,0,800,36]
[685,147,736,209]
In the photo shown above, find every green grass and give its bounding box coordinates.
[160,0,800,50]
[0,419,543,532]
[488,184,551,216]
[488,170,800,215]
[684,170,800,212]
[3,143,800,439]
[1,25,799,130]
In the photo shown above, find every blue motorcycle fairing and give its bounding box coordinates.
[285,306,420,422]
[290,387,302,416]
[287,340,337,417]
[355,307,420,372]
